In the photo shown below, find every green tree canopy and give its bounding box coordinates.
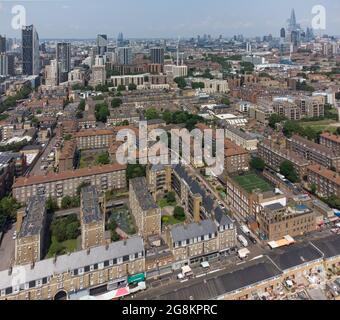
[174,206,186,221]
[174,77,187,89]
[111,98,123,108]
[280,161,300,183]
[95,103,110,123]
[192,82,205,89]
[96,152,110,165]
[250,157,265,172]
[269,114,286,129]
[145,108,160,120]
[128,83,137,91]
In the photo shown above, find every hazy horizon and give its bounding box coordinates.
[0,0,339,39]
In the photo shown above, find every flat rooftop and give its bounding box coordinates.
[139,257,282,300]
[232,173,272,193]
[311,235,340,259]
[267,243,323,271]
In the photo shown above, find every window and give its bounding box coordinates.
[84,266,90,272]
[104,260,109,267]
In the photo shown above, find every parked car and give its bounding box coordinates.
[248,235,257,244]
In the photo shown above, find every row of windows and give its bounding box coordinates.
[0,252,144,297]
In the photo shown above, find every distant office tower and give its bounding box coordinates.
[56,42,71,83]
[22,25,40,75]
[150,47,165,64]
[118,47,132,65]
[291,31,299,47]
[117,32,124,47]
[0,35,6,54]
[280,28,286,39]
[40,42,46,54]
[97,34,108,56]
[0,54,8,76]
[246,42,252,53]
[7,54,15,76]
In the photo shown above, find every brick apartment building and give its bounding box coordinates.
[258,138,310,178]
[257,203,316,241]
[76,129,115,150]
[307,165,340,198]
[320,132,340,154]
[13,164,127,205]
[225,173,287,219]
[289,135,340,172]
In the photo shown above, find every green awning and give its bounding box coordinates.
[128,273,145,284]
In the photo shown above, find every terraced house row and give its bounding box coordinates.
[0,237,145,300]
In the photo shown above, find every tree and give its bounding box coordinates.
[61,196,73,210]
[162,110,173,124]
[111,231,120,242]
[128,83,137,91]
[111,98,122,108]
[108,219,118,232]
[310,184,317,195]
[280,161,300,183]
[283,120,304,138]
[126,164,146,181]
[269,114,286,129]
[96,152,110,165]
[145,108,160,120]
[202,69,214,79]
[221,97,231,105]
[174,206,186,221]
[78,99,86,111]
[174,77,187,89]
[117,84,126,92]
[192,82,205,89]
[46,197,59,213]
[250,157,265,172]
[0,197,20,219]
[95,103,110,123]
[166,192,176,204]
[65,222,80,240]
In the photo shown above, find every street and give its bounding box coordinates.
[0,224,15,271]
[28,135,59,176]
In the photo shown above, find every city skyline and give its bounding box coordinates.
[0,0,339,39]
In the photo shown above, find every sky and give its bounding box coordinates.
[0,0,339,39]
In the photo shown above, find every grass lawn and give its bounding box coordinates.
[162,215,183,225]
[232,173,272,193]
[46,237,78,258]
[299,120,339,133]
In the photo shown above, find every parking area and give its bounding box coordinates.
[0,224,15,271]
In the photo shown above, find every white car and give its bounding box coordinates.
[177,273,184,280]
[12,231,17,240]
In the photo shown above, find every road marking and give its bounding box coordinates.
[208,269,221,274]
